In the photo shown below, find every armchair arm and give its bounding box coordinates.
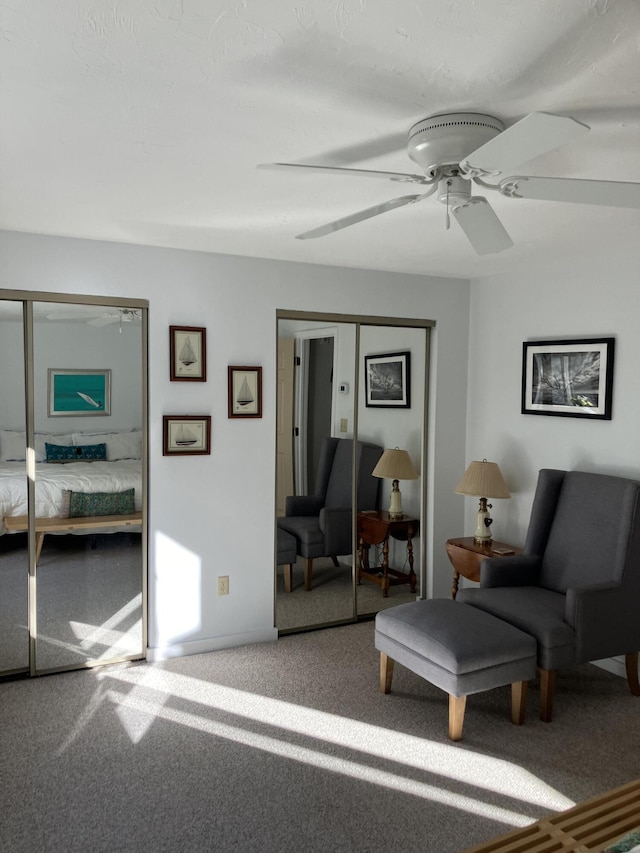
[565,582,638,662]
[285,495,324,517]
[480,555,541,587]
[319,507,352,555]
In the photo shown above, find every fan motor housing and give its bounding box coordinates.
[408,112,504,174]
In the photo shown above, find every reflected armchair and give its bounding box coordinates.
[457,468,640,721]
[278,437,383,591]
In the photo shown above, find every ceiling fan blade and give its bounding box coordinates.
[451,197,514,256]
[296,192,431,240]
[499,175,640,209]
[258,162,430,184]
[461,112,590,178]
[88,315,119,327]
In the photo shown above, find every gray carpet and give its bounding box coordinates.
[1,621,639,853]
[0,533,143,673]
[276,556,417,632]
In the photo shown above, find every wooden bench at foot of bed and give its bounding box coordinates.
[463,778,640,853]
[4,513,143,564]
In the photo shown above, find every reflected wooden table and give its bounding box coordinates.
[357,511,419,597]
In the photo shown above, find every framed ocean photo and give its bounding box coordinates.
[48,369,111,417]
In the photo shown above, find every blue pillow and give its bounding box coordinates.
[45,443,107,463]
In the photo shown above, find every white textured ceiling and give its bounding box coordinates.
[1,0,639,279]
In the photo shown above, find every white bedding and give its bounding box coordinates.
[0,460,142,534]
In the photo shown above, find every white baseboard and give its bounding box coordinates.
[146,627,278,661]
[592,655,626,678]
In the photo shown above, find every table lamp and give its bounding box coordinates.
[372,447,419,519]
[454,459,511,543]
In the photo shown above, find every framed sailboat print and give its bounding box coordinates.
[163,415,211,455]
[228,366,262,418]
[169,326,206,381]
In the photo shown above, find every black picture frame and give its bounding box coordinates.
[364,351,411,408]
[521,337,615,419]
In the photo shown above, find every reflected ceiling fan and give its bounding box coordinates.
[46,308,142,327]
[259,111,640,255]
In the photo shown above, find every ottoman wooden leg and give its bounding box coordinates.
[448,695,467,741]
[380,652,394,694]
[511,680,528,725]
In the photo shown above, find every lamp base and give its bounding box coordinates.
[388,479,403,519]
[473,498,493,543]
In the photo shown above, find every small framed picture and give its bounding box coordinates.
[522,337,615,419]
[163,415,211,455]
[169,326,206,381]
[228,366,262,418]
[48,368,111,417]
[364,351,411,408]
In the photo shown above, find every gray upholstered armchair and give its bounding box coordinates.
[457,468,640,721]
[278,437,383,591]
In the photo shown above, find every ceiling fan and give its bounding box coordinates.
[258,111,640,255]
[46,308,142,327]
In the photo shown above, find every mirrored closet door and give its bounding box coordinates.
[275,311,431,635]
[0,293,147,677]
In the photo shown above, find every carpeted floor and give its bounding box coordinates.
[276,556,417,632]
[1,621,639,853]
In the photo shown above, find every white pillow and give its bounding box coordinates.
[0,430,26,462]
[73,430,142,461]
[35,433,73,463]
[0,430,74,463]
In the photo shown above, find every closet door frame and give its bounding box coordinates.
[275,308,433,629]
[0,288,149,676]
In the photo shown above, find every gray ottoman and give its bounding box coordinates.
[375,599,537,741]
[277,527,298,593]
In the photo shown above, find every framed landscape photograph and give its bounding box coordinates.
[48,368,111,417]
[228,366,262,418]
[169,326,206,381]
[163,415,211,455]
[521,337,615,419]
[364,351,411,408]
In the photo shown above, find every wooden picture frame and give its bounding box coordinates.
[163,415,211,455]
[522,337,615,419]
[364,351,411,408]
[48,368,111,417]
[228,366,262,418]
[169,326,206,381]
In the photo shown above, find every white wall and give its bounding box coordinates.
[1,229,471,657]
[0,316,142,433]
[465,247,640,548]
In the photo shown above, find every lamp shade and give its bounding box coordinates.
[454,459,511,499]
[372,448,419,481]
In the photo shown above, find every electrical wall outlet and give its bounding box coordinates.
[217,575,229,596]
[340,418,348,433]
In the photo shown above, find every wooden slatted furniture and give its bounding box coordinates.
[462,778,640,853]
[4,513,143,564]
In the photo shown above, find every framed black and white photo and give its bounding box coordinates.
[522,337,615,419]
[163,415,211,455]
[228,366,262,418]
[364,351,411,408]
[169,326,206,381]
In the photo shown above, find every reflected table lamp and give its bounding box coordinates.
[454,459,511,543]
[372,447,419,519]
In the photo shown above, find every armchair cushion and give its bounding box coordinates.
[285,495,324,517]
[480,555,541,587]
[457,586,575,670]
